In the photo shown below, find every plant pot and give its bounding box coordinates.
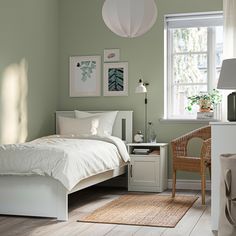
[199,107,212,112]
[199,99,211,112]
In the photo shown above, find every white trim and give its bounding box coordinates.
[164,11,223,120]
[165,11,223,18]
[164,19,168,119]
[168,179,211,190]
[159,118,220,124]
[165,11,223,28]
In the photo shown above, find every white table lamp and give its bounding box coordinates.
[217,58,236,121]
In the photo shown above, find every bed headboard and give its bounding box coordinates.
[55,111,133,143]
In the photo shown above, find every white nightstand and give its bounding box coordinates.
[127,143,168,192]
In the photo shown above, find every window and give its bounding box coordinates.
[164,12,223,119]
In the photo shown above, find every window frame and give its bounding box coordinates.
[164,12,223,120]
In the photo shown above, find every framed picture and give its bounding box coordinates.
[104,49,120,62]
[103,62,128,96]
[69,55,101,97]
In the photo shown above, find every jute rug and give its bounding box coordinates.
[78,194,198,227]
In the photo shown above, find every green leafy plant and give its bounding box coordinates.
[186,89,222,112]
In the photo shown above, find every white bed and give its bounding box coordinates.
[0,110,133,220]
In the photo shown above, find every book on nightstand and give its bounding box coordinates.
[132,149,151,155]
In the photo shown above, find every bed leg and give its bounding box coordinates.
[56,184,68,221]
[57,211,68,221]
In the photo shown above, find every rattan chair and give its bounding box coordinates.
[171,126,211,205]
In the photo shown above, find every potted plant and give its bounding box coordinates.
[186,89,222,112]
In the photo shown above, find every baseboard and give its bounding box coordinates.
[168,179,211,191]
[98,177,211,191]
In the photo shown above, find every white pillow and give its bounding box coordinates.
[59,111,118,136]
[58,116,96,135]
[74,110,99,118]
[74,110,118,136]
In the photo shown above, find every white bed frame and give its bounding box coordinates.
[0,111,133,220]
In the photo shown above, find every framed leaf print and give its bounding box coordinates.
[69,56,101,97]
[103,62,128,96]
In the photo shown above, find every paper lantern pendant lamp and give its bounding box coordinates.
[102,0,158,38]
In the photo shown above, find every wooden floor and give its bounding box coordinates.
[0,187,216,236]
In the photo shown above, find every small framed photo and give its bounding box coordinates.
[104,49,120,62]
[103,62,128,96]
[69,55,101,97]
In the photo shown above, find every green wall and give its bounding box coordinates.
[58,0,222,179]
[0,0,59,142]
[0,0,222,179]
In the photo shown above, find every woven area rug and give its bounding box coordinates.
[78,194,198,228]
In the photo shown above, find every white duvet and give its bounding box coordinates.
[0,135,130,191]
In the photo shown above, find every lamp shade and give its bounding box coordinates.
[135,79,147,93]
[217,58,236,121]
[217,58,236,89]
[102,0,158,38]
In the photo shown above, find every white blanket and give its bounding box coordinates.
[0,135,130,191]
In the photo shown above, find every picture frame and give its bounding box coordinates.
[104,49,120,62]
[103,62,128,96]
[69,55,101,97]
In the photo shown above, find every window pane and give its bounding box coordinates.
[216,26,223,67]
[171,85,208,117]
[173,54,207,84]
[215,26,223,85]
[173,27,207,53]
[216,27,223,49]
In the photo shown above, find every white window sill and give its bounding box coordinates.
[159,118,221,124]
